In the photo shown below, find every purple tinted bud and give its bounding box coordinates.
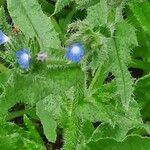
[37,51,48,62]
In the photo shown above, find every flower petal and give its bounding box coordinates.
[16,49,30,69]
[0,30,10,45]
[66,43,85,63]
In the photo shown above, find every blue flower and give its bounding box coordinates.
[0,30,10,45]
[16,49,31,69]
[66,43,85,63]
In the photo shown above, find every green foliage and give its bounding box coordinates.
[0,0,6,7]
[7,0,61,50]
[38,0,54,16]
[134,74,150,120]
[129,2,150,34]
[76,89,144,141]
[54,0,72,14]
[37,100,57,142]
[0,7,11,33]
[109,22,138,109]
[0,0,150,149]
[0,118,45,149]
[85,0,108,28]
[0,66,83,115]
[24,115,43,144]
[85,136,150,150]
[75,0,100,9]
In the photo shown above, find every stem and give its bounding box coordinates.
[46,59,80,69]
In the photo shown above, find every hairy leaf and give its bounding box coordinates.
[0,66,83,116]
[0,119,44,149]
[85,136,150,150]
[134,74,150,120]
[7,0,61,50]
[85,0,108,28]
[0,7,11,33]
[54,0,72,14]
[36,100,57,142]
[109,22,138,109]
[75,0,100,9]
[129,2,150,34]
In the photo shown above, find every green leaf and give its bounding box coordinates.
[0,65,8,78]
[54,0,100,14]
[0,64,7,73]
[85,0,108,28]
[85,136,150,150]
[76,91,143,141]
[0,0,6,7]
[137,32,150,59]
[76,100,112,124]
[0,119,44,149]
[37,86,84,148]
[62,87,83,150]
[134,74,150,120]
[38,0,54,16]
[37,94,64,125]
[90,121,149,142]
[24,115,43,144]
[54,0,72,14]
[107,0,122,7]
[109,22,138,109]
[0,70,10,98]
[0,66,83,116]
[0,66,84,143]
[0,134,25,150]
[129,2,150,34]
[90,123,128,142]
[0,7,11,33]
[75,0,100,9]
[36,100,57,142]
[7,0,61,50]
[37,84,84,148]
[82,121,95,141]
[63,115,81,150]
